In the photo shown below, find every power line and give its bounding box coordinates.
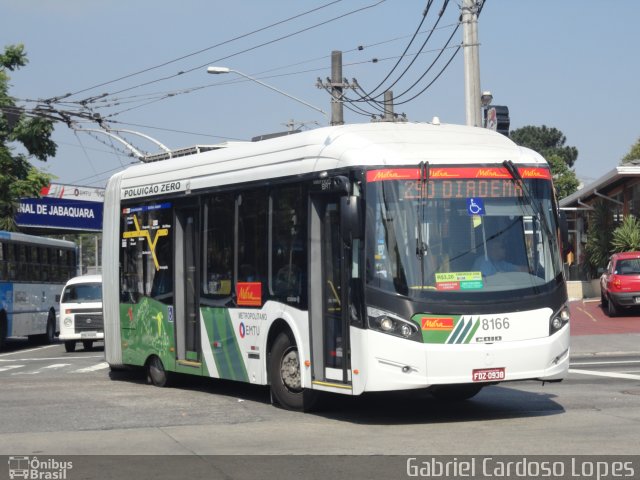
[59,0,346,100]
[360,0,435,99]
[353,0,452,105]
[72,0,387,104]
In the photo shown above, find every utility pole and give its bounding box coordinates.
[383,91,394,122]
[330,51,344,126]
[317,51,355,126]
[462,0,482,127]
[372,90,406,123]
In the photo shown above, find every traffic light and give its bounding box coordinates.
[484,105,510,137]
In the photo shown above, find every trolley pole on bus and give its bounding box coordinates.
[462,0,482,127]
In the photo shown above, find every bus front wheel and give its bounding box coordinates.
[147,355,171,387]
[64,341,76,353]
[269,332,317,411]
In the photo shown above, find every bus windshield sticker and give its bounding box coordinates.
[435,272,484,291]
[467,197,485,215]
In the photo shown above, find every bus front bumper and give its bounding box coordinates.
[354,325,570,393]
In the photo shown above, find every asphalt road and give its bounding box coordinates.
[0,306,639,479]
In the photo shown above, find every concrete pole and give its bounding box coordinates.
[330,51,344,126]
[462,0,482,127]
[383,91,394,122]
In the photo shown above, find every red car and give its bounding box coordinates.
[600,251,640,316]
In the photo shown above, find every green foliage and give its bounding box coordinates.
[0,44,28,70]
[611,215,640,252]
[546,154,580,200]
[0,44,56,231]
[621,137,640,164]
[510,125,580,199]
[585,200,615,275]
[510,125,578,167]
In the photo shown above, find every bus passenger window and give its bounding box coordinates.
[202,193,234,300]
[237,190,268,286]
[270,185,307,306]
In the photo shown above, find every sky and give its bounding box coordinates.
[3,0,640,189]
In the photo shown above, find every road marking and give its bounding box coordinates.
[571,360,640,366]
[0,355,103,362]
[73,362,109,373]
[0,365,24,372]
[10,363,71,375]
[0,344,58,357]
[569,368,640,381]
[574,304,598,322]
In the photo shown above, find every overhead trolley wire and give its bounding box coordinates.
[59,0,346,100]
[359,0,435,99]
[351,0,452,106]
[67,0,387,105]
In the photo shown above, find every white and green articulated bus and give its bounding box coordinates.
[102,121,570,411]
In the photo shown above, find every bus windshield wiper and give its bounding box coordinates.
[416,161,430,287]
[502,159,554,282]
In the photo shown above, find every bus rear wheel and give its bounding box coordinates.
[430,384,484,402]
[147,355,171,387]
[269,332,318,411]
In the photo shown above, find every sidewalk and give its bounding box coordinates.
[571,332,640,357]
[569,298,640,357]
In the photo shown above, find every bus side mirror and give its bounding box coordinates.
[559,210,569,247]
[340,196,363,244]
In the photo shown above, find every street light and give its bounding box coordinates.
[480,91,493,107]
[207,66,327,118]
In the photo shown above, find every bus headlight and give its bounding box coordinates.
[63,318,72,328]
[549,304,570,335]
[367,307,420,341]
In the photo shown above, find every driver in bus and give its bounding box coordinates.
[473,238,526,276]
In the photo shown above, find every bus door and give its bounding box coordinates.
[174,206,202,371]
[310,181,353,388]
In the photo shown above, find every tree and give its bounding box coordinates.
[546,153,580,200]
[585,200,615,277]
[611,215,640,252]
[621,137,640,164]
[0,44,55,231]
[510,125,578,167]
[510,125,580,199]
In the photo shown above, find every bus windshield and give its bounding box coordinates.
[365,166,563,300]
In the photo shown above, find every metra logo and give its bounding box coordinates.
[475,168,509,178]
[421,317,455,330]
[371,170,414,181]
[430,169,459,178]
[520,168,549,179]
[237,282,262,306]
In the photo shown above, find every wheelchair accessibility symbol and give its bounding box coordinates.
[467,197,485,216]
